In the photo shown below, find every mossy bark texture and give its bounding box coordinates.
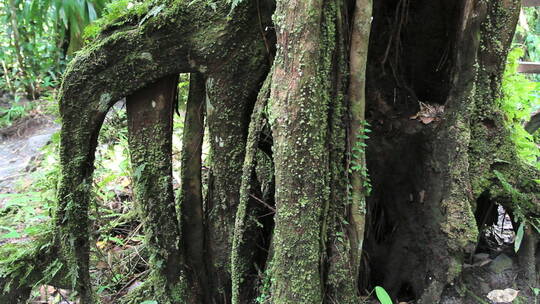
[126,75,184,303]
[469,0,540,296]
[347,0,373,283]
[179,72,209,303]
[230,72,272,304]
[362,0,538,302]
[267,1,363,303]
[204,54,269,301]
[51,1,271,303]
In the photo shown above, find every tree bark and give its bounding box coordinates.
[231,72,272,304]
[268,1,347,302]
[126,75,184,302]
[347,0,373,283]
[51,2,272,302]
[201,13,270,296]
[179,73,209,303]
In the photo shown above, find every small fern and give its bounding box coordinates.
[350,121,372,196]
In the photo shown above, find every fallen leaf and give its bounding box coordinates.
[420,117,434,124]
[96,260,109,270]
[487,288,519,303]
[474,259,492,267]
[410,101,445,124]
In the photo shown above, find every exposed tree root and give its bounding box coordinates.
[231,70,272,304]
[266,1,364,302]
[204,52,270,301]
[126,75,185,302]
[56,75,115,302]
[517,224,538,291]
[51,1,272,302]
[9,0,536,303]
[178,72,209,303]
[347,0,373,283]
[364,1,539,303]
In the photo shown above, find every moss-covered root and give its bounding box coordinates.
[347,0,373,282]
[464,0,540,299]
[204,37,269,301]
[56,67,120,302]
[517,224,538,290]
[126,75,185,303]
[178,72,209,303]
[322,2,362,301]
[230,71,272,304]
[469,0,540,216]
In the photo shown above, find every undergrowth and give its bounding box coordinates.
[0,76,190,302]
[0,97,33,128]
[500,47,540,169]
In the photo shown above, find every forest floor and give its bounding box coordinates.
[0,113,58,202]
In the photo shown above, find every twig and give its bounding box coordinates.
[256,0,274,65]
[249,193,276,212]
[111,269,150,302]
[54,286,70,303]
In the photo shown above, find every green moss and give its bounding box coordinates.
[267,1,354,302]
[0,228,69,302]
[230,72,272,304]
[84,0,152,40]
[467,0,540,222]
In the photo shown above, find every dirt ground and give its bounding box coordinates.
[0,112,59,200]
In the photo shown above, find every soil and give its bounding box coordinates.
[0,112,59,200]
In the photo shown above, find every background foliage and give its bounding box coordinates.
[0,0,108,97]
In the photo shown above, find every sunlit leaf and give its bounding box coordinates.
[375,286,393,304]
[0,227,21,239]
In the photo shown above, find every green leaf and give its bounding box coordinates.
[375,286,393,304]
[0,227,21,239]
[140,301,158,304]
[97,285,109,294]
[106,236,125,246]
[514,222,525,253]
[87,2,97,21]
[133,163,147,180]
[229,0,243,14]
